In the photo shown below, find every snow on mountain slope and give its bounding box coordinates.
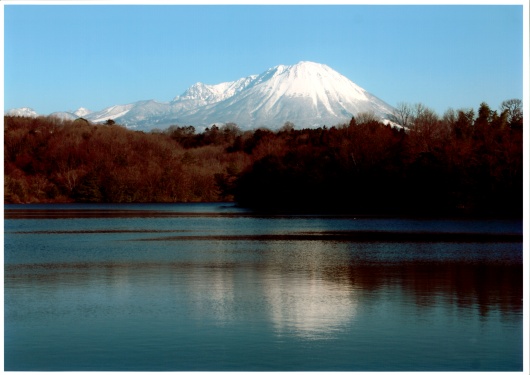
[6,62,396,130]
[49,111,79,120]
[74,107,92,117]
[85,103,136,124]
[104,100,176,129]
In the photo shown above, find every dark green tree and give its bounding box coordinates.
[73,173,102,202]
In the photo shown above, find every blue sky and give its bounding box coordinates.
[3,3,525,116]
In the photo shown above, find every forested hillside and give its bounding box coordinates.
[4,100,523,216]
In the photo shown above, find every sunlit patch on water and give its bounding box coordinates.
[264,271,358,340]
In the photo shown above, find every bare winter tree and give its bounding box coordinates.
[355,111,378,125]
[393,102,414,128]
[409,103,442,152]
[500,98,523,126]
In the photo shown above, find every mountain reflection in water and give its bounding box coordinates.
[6,256,521,320]
[3,204,523,371]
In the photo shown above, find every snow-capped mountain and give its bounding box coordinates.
[5,107,39,118]
[172,61,395,129]
[6,62,396,130]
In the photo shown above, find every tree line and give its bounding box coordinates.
[4,99,523,216]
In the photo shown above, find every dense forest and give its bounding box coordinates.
[4,99,523,217]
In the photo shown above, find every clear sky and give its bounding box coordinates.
[3,2,525,116]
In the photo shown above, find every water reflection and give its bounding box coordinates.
[334,261,523,318]
[4,207,523,371]
[5,253,522,323]
[187,264,236,324]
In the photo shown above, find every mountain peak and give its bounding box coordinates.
[74,107,92,117]
[291,60,327,69]
[173,75,259,104]
[278,61,334,76]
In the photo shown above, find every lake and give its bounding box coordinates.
[3,203,524,371]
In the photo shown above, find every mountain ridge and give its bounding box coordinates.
[6,61,396,130]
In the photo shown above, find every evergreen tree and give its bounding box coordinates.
[73,173,102,202]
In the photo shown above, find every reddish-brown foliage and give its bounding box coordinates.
[3,101,523,216]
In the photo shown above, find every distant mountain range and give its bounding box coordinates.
[6,61,396,131]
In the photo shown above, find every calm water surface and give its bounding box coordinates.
[4,203,523,371]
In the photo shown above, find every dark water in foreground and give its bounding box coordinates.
[4,203,524,371]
